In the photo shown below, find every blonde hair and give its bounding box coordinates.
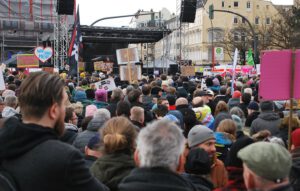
[101,116,137,154]
[69,102,83,115]
[217,119,237,141]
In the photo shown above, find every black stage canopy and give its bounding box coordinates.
[81,25,172,43]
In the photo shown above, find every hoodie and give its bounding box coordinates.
[0,117,57,160]
[250,111,281,136]
[2,106,18,118]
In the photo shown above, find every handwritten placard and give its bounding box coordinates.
[116,47,139,65]
[181,66,195,76]
[34,46,53,63]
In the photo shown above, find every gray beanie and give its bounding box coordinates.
[188,125,215,148]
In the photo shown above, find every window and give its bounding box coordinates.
[3,20,18,29]
[246,1,251,9]
[241,32,246,41]
[266,5,269,9]
[222,1,225,7]
[234,2,239,7]
[234,32,239,41]
[208,28,224,42]
[255,17,259,25]
[256,5,259,9]
[233,17,238,24]
[242,18,246,23]
[266,17,271,25]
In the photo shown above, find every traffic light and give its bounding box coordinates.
[209,4,214,20]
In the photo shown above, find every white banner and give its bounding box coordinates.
[0,71,5,91]
[116,47,139,65]
[95,78,117,91]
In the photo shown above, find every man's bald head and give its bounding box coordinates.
[175,97,188,107]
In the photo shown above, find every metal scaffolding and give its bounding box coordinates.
[53,15,69,69]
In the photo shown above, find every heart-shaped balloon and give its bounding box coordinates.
[34,46,53,63]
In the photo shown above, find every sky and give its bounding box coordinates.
[76,0,294,27]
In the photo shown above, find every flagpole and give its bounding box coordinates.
[77,61,79,86]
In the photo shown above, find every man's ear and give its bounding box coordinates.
[48,102,59,120]
[176,153,186,173]
[134,149,140,167]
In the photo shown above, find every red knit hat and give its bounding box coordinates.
[292,128,300,148]
[232,90,241,98]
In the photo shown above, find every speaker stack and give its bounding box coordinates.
[180,0,197,23]
[57,0,75,15]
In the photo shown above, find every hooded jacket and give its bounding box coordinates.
[90,151,135,191]
[250,111,281,136]
[0,117,108,191]
[119,167,196,191]
[73,118,106,153]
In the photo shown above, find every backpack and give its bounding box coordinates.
[0,167,19,191]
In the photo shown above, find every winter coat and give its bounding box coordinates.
[59,123,79,144]
[245,111,260,127]
[211,157,228,189]
[73,118,106,153]
[214,167,246,191]
[181,173,213,191]
[106,101,118,117]
[290,147,300,191]
[90,151,135,191]
[228,98,240,110]
[119,167,196,191]
[0,117,108,191]
[214,132,233,163]
[93,101,109,109]
[250,111,281,136]
[2,106,18,118]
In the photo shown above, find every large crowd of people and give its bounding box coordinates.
[0,70,299,191]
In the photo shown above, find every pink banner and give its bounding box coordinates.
[295,50,300,99]
[259,50,292,100]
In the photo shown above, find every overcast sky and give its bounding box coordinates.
[76,0,294,27]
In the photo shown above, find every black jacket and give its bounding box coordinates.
[290,147,300,191]
[181,173,213,191]
[0,117,108,191]
[119,167,196,191]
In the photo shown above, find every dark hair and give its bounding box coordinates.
[181,108,197,138]
[116,101,131,117]
[160,74,167,80]
[127,89,142,103]
[260,101,274,112]
[65,107,75,123]
[153,104,168,117]
[142,84,151,95]
[7,84,16,91]
[81,116,93,131]
[18,72,65,119]
[166,95,176,105]
[85,89,95,100]
[241,93,251,105]
[220,86,227,95]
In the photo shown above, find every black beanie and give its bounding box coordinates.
[185,148,211,175]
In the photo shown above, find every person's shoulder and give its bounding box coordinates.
[39,139,80,155]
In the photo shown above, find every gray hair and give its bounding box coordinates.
[4,95,17,108]
[137,119,185,171]
[93,108,111,121]
[244,88,253,96]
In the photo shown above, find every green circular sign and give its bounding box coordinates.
[216,47,222,54]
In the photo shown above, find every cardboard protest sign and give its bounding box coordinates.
[95,78,116,91]
[119,64,141,81]
[94,61,114,72]
[181,66,195,76]
[116,47,139,65]
[42,67,54,74]
[78,62,85,71]
[17,54,39,68]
